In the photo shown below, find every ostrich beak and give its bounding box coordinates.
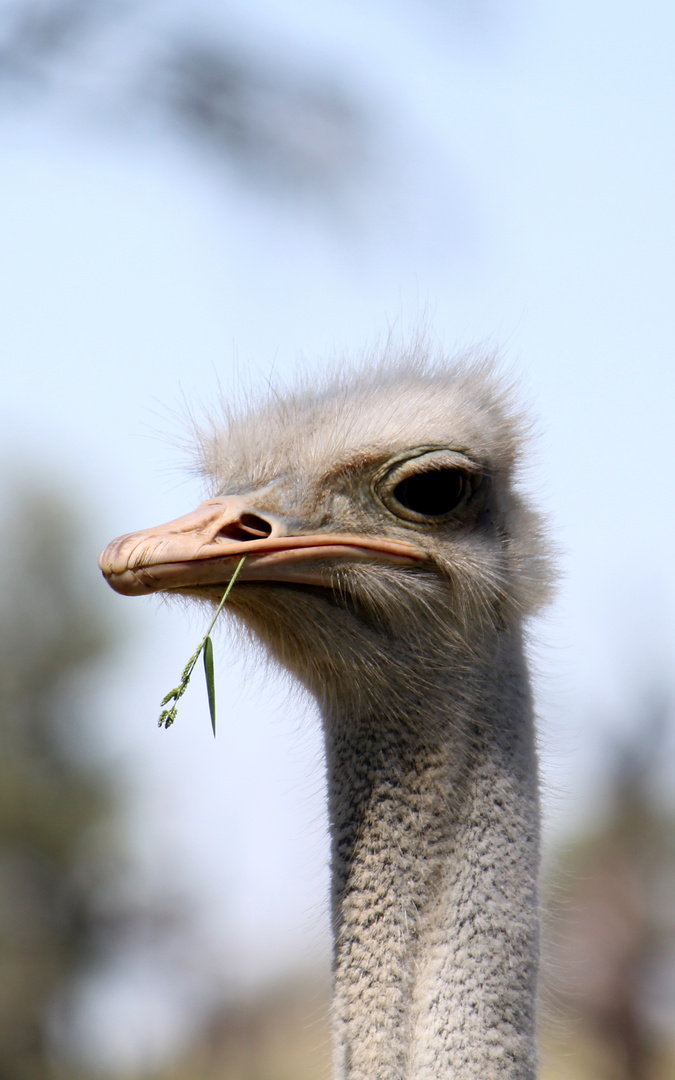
[99,498,426,597]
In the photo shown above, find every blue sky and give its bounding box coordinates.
[2,0,674,1070]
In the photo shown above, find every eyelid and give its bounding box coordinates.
[371,447,484,522]
[375,448,481,489]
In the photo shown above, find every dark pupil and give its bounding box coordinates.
[393,468,465,517]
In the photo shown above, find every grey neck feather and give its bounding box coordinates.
[322,626,539,1080]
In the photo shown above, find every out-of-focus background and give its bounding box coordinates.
[0,1,674,1077]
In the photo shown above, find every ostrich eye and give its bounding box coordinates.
[392,468,465,518]
[376,448,481,524]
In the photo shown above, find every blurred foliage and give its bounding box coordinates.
[0,0,370,202]
[151,972,331,1080]
[0,481,114,1078]
[541,697,675,1080]
[159,38,366,198]
[0,0,117,81]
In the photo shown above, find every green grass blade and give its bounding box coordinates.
[203,634,216,737]
[157,555,246,730]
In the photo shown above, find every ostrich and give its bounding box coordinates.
[99,347,552,1080]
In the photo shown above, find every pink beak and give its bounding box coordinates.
[99,497,427,597]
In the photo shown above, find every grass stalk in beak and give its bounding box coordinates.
[158,556,247,734]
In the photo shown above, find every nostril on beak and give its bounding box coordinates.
[217,513,274,543]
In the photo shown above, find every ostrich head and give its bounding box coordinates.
[100,350,549,714]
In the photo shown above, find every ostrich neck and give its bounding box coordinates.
[323,628,540,1080]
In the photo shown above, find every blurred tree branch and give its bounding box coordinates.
[0,0,122,85]
[159,39,366,196]
[0,0,370,202]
